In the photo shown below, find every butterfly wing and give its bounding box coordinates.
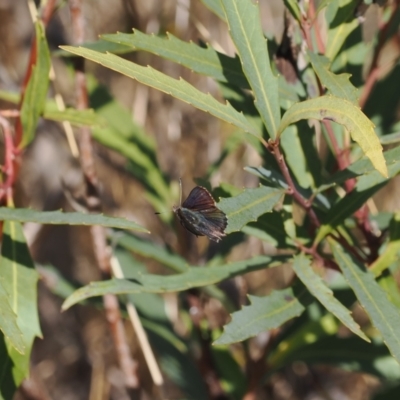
[178,186,227,242]
[182,186,216,210]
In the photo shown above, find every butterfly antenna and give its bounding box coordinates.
[179,177,182,206]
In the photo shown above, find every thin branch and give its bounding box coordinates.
[267,139,320,229]
[0,116,17,204]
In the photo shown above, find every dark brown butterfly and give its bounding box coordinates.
[173,185,227,242]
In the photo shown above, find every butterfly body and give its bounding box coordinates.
[173,186,227,242]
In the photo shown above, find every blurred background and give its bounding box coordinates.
[0,0,397,399]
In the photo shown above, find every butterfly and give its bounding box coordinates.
[173,185,227,242]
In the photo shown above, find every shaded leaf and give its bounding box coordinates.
[62,255,286,310]
[0,221,42,397]
[325,146,400,188]
[331,240,400,365]
[20,21,51,147]
[0,280,24,354]
[371,213,400,277]
[117,234,188,273]
[292,254,369,341]
[325,0,359,60]
[242,211,290,248]
[273,335,400,380]
[315,150,400,243]
[214,285,311,345]
[221,0,280,137]
[60,46,261,138]
[218,186,285,233]
[0,208,148,232]
[278,95,388,178]
[283,0,302,21]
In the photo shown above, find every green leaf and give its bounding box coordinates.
[62,255,286,310]
[242,211,290,248]
[331,240,400,365]
[278,95,388,178]
[316,0,335,14]
[218,186,285,233]
[201,0,226,20]
[371,213,400,277]
[20,20,51,147]
[214,285,311,345]
[117,234,188,273]
[308,51,359,104]
[57,39,133,56]
[325,146,400,188]
[221,0,280,137]
[283,0,302,22]
[60,46,261,139]
[0,281,24,354]
[325,0,359,60]
[102,30,249,89]
[0,221,42,397]
[43,107,103,127]
[0,208,148,232]
[315,148,400,243]
[292,254,369,342]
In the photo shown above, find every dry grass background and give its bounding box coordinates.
[0,0,395,399]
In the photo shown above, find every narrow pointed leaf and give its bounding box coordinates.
[60,46,261,138]
[214,285,311,345]
[221,0,280,137]
[292,254,369,342]
[218,186,285,233]
[278,95,387,177]
[0,208,148,232]
[331,240,400,365]
[370,213,400,277]
[308,52,359,104]
[20,20,51,147]
[201,0,226,20]
[0,280,24,354]
[43,108,103,127]
[102,30,249,89]
[325,0,359,60]
[315,150,400,243]
[0,221,42,395]
[62,255,286,310]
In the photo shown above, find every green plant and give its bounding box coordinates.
[1,0,400,398]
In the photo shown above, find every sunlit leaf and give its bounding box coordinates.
[278,95,388,177]
[221,0,280,137]
[60,46,261,139]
